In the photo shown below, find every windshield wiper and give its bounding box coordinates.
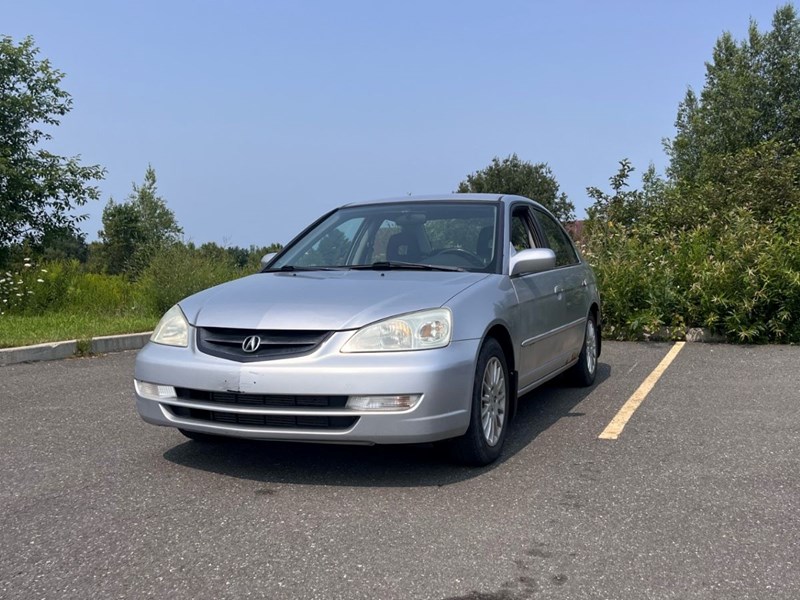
[347,261,465,272]
[263,265,337,272]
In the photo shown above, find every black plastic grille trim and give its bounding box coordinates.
[196,327,331,362]
[175,388,348,409]
[169,406,358,430]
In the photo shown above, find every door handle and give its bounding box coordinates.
[554,285,564,297]
[581,279,588,287]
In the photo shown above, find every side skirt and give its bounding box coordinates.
[517,357,579,398]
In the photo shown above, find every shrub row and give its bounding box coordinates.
[583,208,800,343]
[0,244,260,319]
[5,222,799,344]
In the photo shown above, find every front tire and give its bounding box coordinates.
[448,338,510,466]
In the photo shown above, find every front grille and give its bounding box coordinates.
[175,388,348,409]
[168,406,358,430]
[196,327,331,362]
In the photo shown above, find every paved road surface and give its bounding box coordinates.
[1,342,798,599]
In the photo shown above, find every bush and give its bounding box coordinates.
[66,272,136,315]
[681,210,800,342]
[0,259,80,315]
[135,243,249,315]
[1,258,149,317]
[1,244,269,321]
[584,208,800,343]
[27,260,82,314]
[582,225,687,341]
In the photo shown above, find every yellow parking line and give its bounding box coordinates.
[599,342,686,440]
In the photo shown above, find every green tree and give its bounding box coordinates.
[35,226,88,263]
[665,5,800,187]
[98,201,143,275]
[658,4,800,231]
[457,154,575,222]
[97,166,182,276]
[4,224,88,265]
[0,35,104,266]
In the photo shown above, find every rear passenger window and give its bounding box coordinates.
[533,209,579,267]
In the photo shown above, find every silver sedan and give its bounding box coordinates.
[134,194,601,465]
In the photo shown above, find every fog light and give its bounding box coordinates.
[346,394,421,411]
[135,380,177,400]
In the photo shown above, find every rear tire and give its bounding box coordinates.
[448,338,510,466]
[566,314,599,387]
[178,428,226,443]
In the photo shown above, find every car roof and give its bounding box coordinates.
[341,193,545,209]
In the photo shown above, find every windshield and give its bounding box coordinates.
[269,202,500,273]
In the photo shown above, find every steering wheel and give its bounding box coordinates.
[428,248,486,267]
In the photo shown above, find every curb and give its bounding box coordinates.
[685,327,727,343]
[643,326,728,344]
[0,332,153,367]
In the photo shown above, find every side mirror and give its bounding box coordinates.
[260,252,277,269]
[510,248,556,276]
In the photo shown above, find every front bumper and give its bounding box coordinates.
[134,331,480,444]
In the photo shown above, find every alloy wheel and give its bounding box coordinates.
[585,319,597,376]
[480,356,506,446]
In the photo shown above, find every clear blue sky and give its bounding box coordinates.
[4,0,786,247]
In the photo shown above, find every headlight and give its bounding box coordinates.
[341,308,452,352]
[150,304,189,347]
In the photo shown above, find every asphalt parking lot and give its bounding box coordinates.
[1,341,798,599]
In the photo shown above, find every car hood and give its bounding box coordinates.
[179,270,490,331]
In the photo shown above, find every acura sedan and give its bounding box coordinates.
[134,194,601,465]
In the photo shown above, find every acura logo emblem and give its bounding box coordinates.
[242,335,261,353]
